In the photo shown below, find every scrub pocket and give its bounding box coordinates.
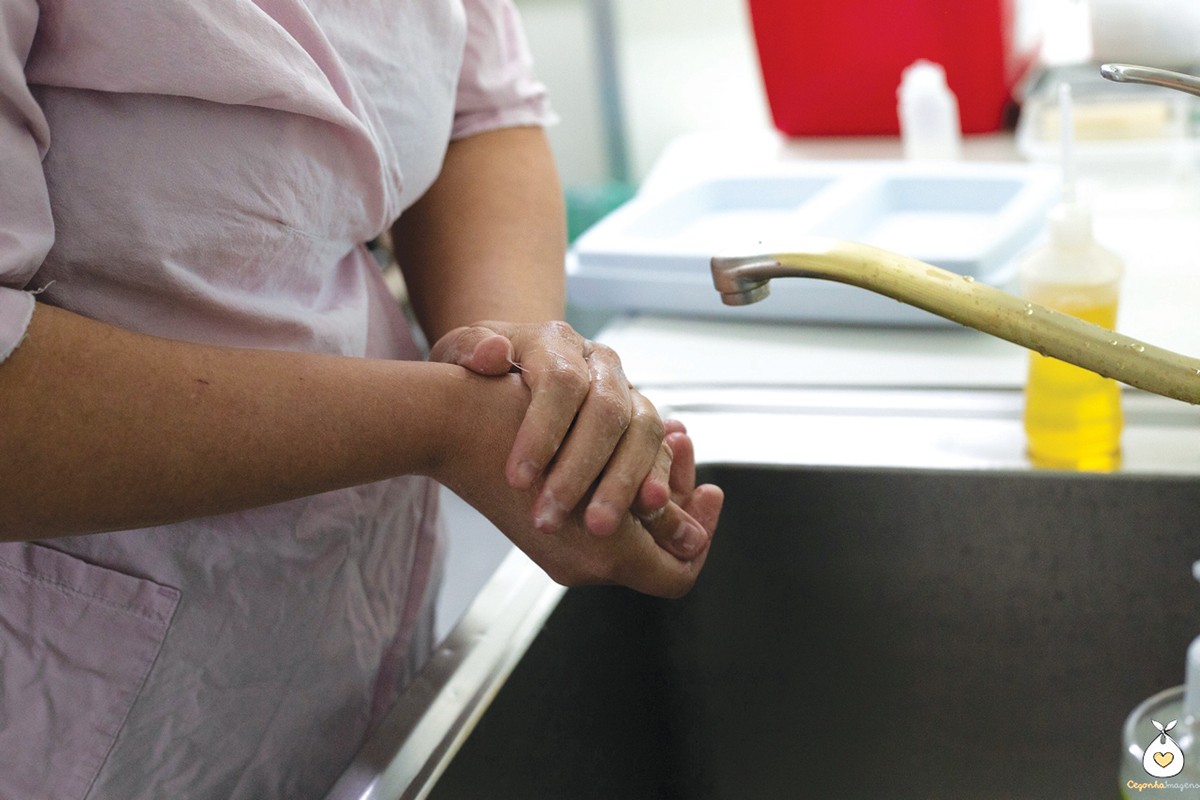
[0,541,179,800]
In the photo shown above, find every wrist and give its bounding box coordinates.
[423,366,529,488]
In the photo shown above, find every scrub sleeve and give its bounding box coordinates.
[0,1,552,798]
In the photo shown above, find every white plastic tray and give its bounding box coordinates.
[568,161,1061,325]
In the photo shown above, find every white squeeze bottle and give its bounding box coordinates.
[1020,83,1124,471]
[897,60,963,161]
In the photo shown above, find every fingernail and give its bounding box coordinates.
[534,499,566,533]
[672,521,705,556]
[513,461,539,489]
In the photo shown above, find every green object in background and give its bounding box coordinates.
[562,180,635,338]
[564,181,636,243]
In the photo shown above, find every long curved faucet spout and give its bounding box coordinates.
[710,238,1200,405]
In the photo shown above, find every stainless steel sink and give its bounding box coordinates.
[425,463,1200,799]
[328,386,1200,800]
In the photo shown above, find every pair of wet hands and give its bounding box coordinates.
[432,321,723,598]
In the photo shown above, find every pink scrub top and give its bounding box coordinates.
[0,2,551,798]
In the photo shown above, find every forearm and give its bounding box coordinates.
[0,303,489,540]
[392,125,567,340]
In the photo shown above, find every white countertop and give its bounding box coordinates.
[594,129,1200,394]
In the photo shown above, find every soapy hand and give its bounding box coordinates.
[431,320,690,543]
[434,370,722,597]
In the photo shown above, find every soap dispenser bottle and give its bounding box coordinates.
[1118,563,1200,795]
[1020,83,1124,471]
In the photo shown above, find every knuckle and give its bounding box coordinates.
[588,342,620,365]
[545,320,579,342]
[632,405,666,443]
[636,390,660,416]
[624,408,665,454]
[429,328,465,359]
[589,346,628,382]
[543,359,590,394]
[591,389,633,431]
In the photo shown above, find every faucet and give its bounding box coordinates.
[1099,63,1200,98]
[710,238,1200,405]
[710,64,1200,406]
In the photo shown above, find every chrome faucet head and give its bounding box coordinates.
[1100,63,1200,99]
[710,255,779,306]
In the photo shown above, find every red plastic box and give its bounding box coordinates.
[747,0,1030,136]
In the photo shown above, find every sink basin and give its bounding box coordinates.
[326,385,1200,800]
[427,462,1200,799]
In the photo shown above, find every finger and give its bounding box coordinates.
[632,439,672,517]
[641,418,687,510]
[530,348,634,533]
[604,509,711,599]
[638,480,723,568]
[429,326,514,376]
[505,348,591,492]
[664,429,697,499]
[663,418,687,436]
[683,483,724,537]
[583,395,669,536]
[639,498,711,563]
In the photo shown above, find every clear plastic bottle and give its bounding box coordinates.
[1120,685,1199,797]
[897,60,963,161]
[1020,201,1124,471]
[1118,563,1200,796]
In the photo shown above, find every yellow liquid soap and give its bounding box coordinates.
[1023,292,1122,471]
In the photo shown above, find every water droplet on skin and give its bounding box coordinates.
[1025,304,1035,316]
[1111,340,1120,346]
[962,275,975,283]
[1129,343,1146,353]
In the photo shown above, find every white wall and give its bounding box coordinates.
[611,0,770,179]
[514,0,610,186]
[515,0,770,186]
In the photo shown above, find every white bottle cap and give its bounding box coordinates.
[1047,200,1094,247]
[897,60,963,161]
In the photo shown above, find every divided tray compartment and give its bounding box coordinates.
[568,161,1061,326]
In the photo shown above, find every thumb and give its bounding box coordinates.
[430,326,515,376]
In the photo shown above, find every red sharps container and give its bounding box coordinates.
[747,0,1032,135]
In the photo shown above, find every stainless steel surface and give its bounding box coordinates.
[427,460,1200,799]
[324,550,564,800]
[330,383,1200,799]
[1101,62,1200,99]
[644,385,1200,474]
[710,242,1200,405]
